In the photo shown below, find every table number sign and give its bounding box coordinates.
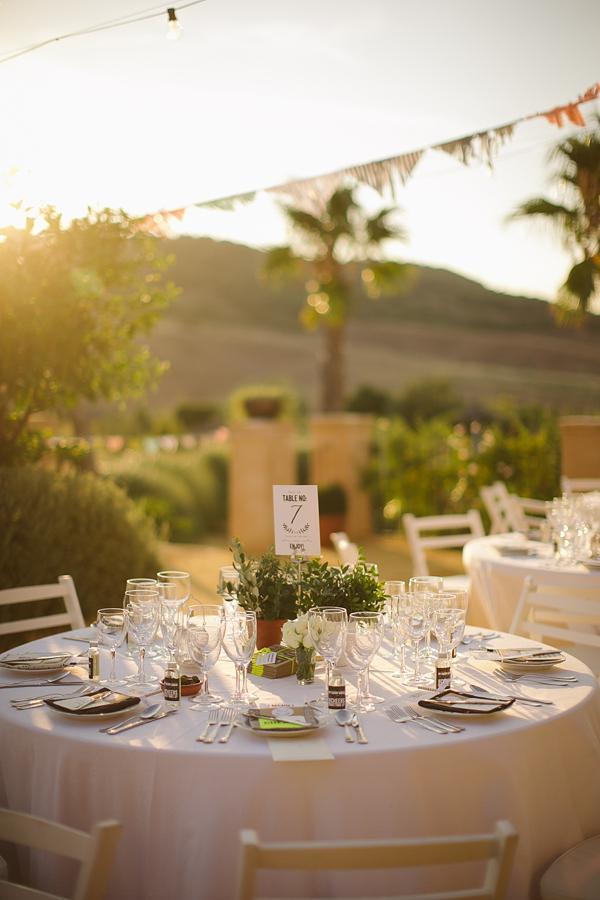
[273,485,321,557]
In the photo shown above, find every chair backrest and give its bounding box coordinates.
[480,482,547,534]
[403,510,485,577]
[561,476,600,494]
[510,575,600,674]
[0,575,85,638]
[330,532,360,567]
[235,821,518,900]
[0,808,121,900]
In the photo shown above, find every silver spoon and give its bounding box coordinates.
[98,703,162,733]
[335,709,354,742]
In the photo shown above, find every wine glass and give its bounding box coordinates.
[389,593,412,682]
[124,593,160,686]
[410,575,443,661]
[383,581,406,661]
[431,607,466,688]
[125,578,158,657]
[186,604,225,710]
[307,607,348,708]
[157,570,191,605]
[219,566,240,616]
[344,612,384,713]
[96,608,126,684]
[222,610,257,708]
[160,591,185,665]
[398,592,432,687]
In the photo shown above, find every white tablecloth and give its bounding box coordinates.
[1,629,600,900]
[463,533,600,631]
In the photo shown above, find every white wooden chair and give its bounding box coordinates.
[403,510,485,592]
[0,808,121,900]
[235,821,518,900]
[480,482,546,534]
[0,576,85,639]
[561,476,600,494]
[540,833,600,899]
[330,532,360,567]
[510,575,600,675]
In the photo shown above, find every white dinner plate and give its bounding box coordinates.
[44,692,140,719]
[499,655,565,672]
[581,559,600,570]
[0,653,74,672]
[237,705,329,738]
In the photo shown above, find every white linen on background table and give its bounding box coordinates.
[1,628,600,899]
[463,533,600,631]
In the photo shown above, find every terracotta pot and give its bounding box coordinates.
[256,618,286,650]
[319,514,346,547]
[243,397,282,419]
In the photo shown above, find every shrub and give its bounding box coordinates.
[106,444,229,542]
[0,467,161,641]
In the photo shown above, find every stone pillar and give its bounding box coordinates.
[559,416,600,477]
[309,414,374,542]
[229,421,297,554]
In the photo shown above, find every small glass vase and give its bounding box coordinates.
[295,646,316,684]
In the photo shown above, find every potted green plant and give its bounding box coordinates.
[300,554,385,617]
[223,538,300,648]
[318,483,347,547]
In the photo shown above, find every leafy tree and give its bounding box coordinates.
[0,207,179,465]
[262,187,413,411]
[509,116,600,325]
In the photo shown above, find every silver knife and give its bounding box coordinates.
[352,713,368,744]
[104,710,177,735]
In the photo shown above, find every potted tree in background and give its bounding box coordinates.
[318,483,347,547]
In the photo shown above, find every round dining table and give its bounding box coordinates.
[1,627,600,900]
[463,533,600,632]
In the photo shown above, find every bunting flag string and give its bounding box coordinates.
[138,81,600,232]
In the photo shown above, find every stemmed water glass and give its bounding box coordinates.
[410,575,442,662]
[344,612,384,713]
[96,608,126,684]
[307,607,348,708]
[398,592,432,687]
[222,610,257,708]
[124,592,160,686]
[431,607,466,688]
[186,604,225,710]
[219,566,240,616]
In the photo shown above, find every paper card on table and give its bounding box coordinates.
[268,736,335,762]
[273,485,320,557]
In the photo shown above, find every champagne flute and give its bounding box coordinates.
[344,612,384,713]
[96,608,126,684]
[125,578,158,657]
[154,581,179,662]
[186,604,225,710]
[390,593,411,682]
[160,591,185,664]
[410,575,442,662]
[124,593,160,686]
[307,607,347,708]
[222,610,257,708]
[383,582,406,659]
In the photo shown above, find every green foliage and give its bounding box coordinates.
[226,538,299,620]
[369,408,561,529]
[0,207,179,465]
[0,467,161,641]
[345,385,394,416]
[300,556,385,615]
[176,401,220,431]
[318,483,347,515]
[396,377,463,428]
[106,444,228,542]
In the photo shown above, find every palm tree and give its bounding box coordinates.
[509,115,600,326]
[263,187,413,412]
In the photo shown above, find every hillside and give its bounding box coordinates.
[139,236,600,415]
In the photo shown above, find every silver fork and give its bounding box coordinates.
[219,711,240,743]
[392,704,464,734]
[204,707,235,744]
[386,705,446,734]
[196,708,221,742]
[11,685,92,708]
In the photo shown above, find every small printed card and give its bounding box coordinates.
[273,485,321,557]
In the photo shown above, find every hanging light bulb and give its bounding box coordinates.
[166,8,183,41]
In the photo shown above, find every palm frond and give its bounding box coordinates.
[554,257,600,326]
[262,245,304,282]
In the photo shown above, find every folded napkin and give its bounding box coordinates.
[0,653,73,670]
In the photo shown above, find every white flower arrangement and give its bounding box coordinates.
[282,614,314,650]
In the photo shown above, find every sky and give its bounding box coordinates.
[0,0,599,303]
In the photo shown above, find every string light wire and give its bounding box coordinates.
[0,0,207,65]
